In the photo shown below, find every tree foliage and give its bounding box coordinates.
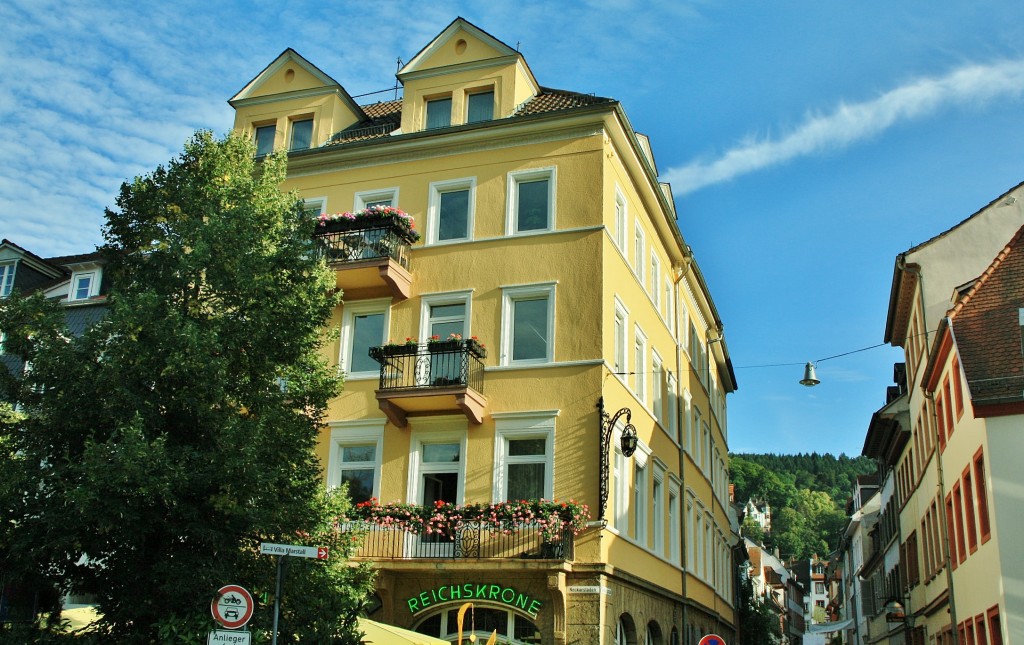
[0,131,374,643]
[737,571,781,645]
[731,453,874,560]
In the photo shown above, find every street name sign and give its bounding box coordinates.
[259,542,328,559]
[208,630,251,644]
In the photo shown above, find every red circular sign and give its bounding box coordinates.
[211,584,254,629]
[698,635,726,645]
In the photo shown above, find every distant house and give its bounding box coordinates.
[743,498,772,534]
[0,239,107,623]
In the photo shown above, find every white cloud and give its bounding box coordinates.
[665,59,1024,195]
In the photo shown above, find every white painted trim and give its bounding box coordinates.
[354,187,400,211]
[500,282,556,366]
[492,413,556,503]
[427,177,476,244]
[505,166,557,236]
[339,298,391,378]
[326,419,385,495]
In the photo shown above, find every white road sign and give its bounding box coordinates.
[210,585,254,630]
[259,542,328,559]
[208,630,251,644]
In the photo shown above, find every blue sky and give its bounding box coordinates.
[2,1,1023,456]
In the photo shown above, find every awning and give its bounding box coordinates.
[807,619,854,634]
[358,617,450,644]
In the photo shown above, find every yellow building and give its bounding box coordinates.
[229,18,737,645]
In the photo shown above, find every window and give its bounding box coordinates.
[953,481,967,563]
[634,462,647,543]
[686,496,695,569]
[466,90,494,123]
[327,420,383,503]
[426,96,452,129]
[355,187,398,210]
[976,615,988,645]
[943,378,954,439]
[963,466,978,553]
[974,449,991,543]
[254,124,275,155]
[634,223,645,285]
[952,356,965,418]
[410,423,466,509]
[664,278,674,325]
[421,292,471,383]
[289,117,314,151]
[652,465,665,555]
[614,190,627,251]
[652,352,664,425]
[428,178,474,243]
[613,298,628,378]
[987,606,1003,645]
[70,272,97,301]
[501,283,555,365]
[634,327,647,403]
[493,413,555,502]
[614,445,629,533]
[341,299,389,377]
[0,263,14,297]
[668,482,681,564]
[507,168,556,234]
[667,372,679,442]
[302,197,326,217]
[651,254,661,307]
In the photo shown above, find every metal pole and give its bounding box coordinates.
[272,554,286,645]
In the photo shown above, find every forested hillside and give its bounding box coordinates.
[730,452,876,560]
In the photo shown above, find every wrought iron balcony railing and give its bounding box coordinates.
[314,223,412,269]
[369,341,485,393]
[344,522,575,561]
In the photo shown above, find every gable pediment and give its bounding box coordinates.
[230,49,364,117]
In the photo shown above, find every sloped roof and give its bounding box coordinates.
[326,87,616,146]
[948,223,1024,405]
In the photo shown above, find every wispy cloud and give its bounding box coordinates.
[665,59,1024,195]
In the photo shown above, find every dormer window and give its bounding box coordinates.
[0,263,14,297]
[289,117,314,151]
[254,124,276,156]
[425,97,452,129]
[466,90,494,123]
[70,271,99,301]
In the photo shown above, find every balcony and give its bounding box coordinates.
[344,522,575,561]
[314,217,413,301]
[370,340,487,427]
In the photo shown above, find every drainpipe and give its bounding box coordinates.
[674,249,694,642]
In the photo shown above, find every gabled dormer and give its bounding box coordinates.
[396,18,540,134]
[0,239,66,298]
[229,49,367,154]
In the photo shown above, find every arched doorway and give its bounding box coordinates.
[413,603,542,644]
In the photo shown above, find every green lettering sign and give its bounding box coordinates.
[405,582,543,617]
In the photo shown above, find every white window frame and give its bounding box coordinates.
[326,419,384,498]
[686,494,695,570]
[614,188,627,251]
[500,282,556,366]
[614,430,629,534]
[506,167,557,235]
[613,297,628,380]
[354,187,399,210]
[634,461,647,544]
[492,412,557,503]
[650,253,661,306]
[0,263,15,297]
[664,277,674,325]
[669,479,681,565]
[427,177,476,244]
[407,418,467,506]
[634,325,647,404]
[652,351,664,425]
[634,222,645,285]
[419,290,473,343]
[652,462,666,555]
[667,371,679,443]
[303,196,327,217]
[69,270,99,301]
[340,298,391,379]
[682,389,693,454]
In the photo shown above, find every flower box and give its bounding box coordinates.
[315,207,420,244]
[427,340,462,353]
[369,344,418,362]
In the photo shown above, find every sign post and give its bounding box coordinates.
[260,542,328,645]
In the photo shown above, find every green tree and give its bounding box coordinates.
[737,571,781,645]
[0,131,374,643]
[771,489,846,560]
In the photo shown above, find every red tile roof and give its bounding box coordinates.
[949,223,1024,404]
[326,88,615,146]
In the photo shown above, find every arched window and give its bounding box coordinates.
[647,621,664,645]
[670,626,680,645]
[617,614,638,645]
[412,604,541,644]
